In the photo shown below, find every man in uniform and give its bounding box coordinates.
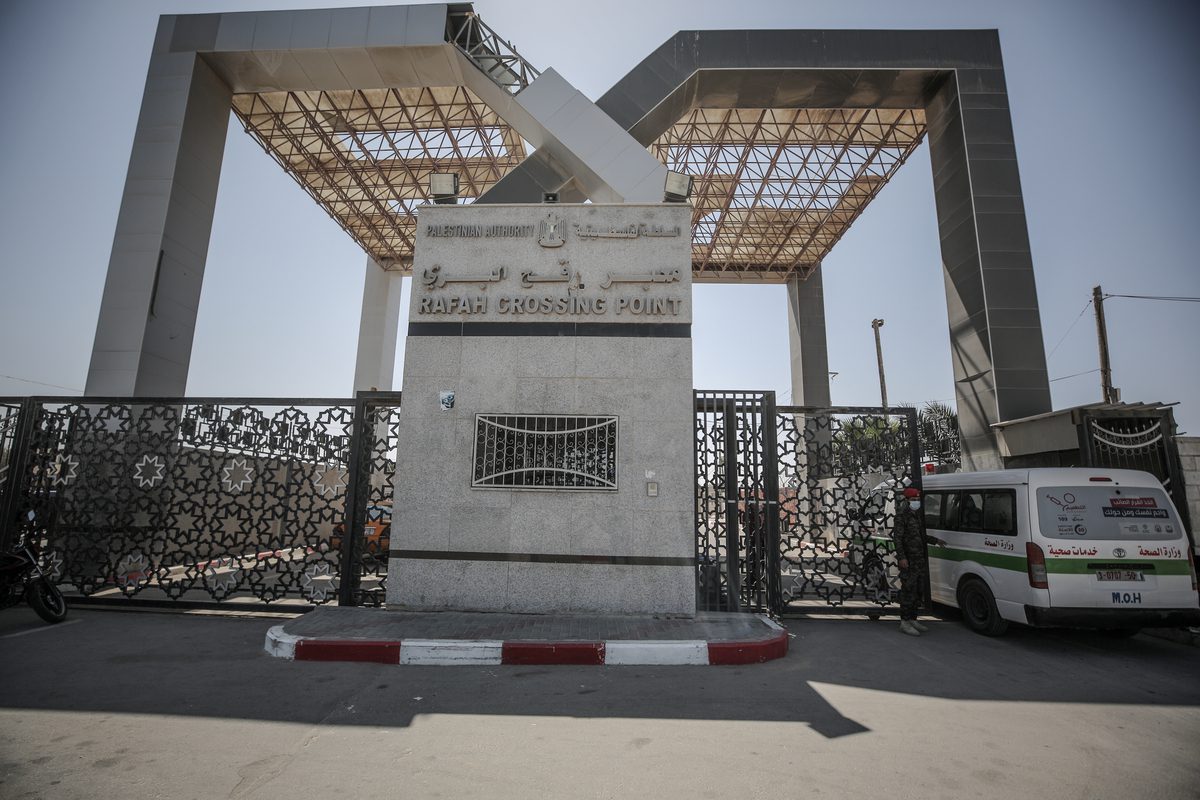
[892,486,929,636]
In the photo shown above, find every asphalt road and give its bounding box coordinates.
[1,606,1197,800]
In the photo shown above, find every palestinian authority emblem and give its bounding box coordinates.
[538,212,565,248]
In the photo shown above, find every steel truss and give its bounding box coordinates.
[652,108,926,282]
[232,87,527,270]
[447,8,542,94]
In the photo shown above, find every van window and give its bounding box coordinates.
[1036,485,1181,540]
[942,492,962,531]
[938,489,1017,535]
[960,492,985,530]
[923,493,944,529]
[981,492,1016,535]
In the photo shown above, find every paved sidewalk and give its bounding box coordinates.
[266,606,787,665]
[4,608,1199,800]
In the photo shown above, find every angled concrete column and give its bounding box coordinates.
[475,69,666,204]
[353,258,405,393]
[86,19,231,396]
[926,71,1051,470]
[786,268,831,408]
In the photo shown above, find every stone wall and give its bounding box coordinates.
[388,203,695,615]
[1178,436,1200,550]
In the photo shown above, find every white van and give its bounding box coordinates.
[922,468,1200,635]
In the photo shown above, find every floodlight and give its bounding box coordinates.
[542,192,559,203]
[663,170,693,203]
[430,173,459,204]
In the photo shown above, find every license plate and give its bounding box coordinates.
[1095,570,1144,582]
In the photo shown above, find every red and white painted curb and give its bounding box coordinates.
[264,617,788,666]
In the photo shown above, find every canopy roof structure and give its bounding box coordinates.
[233,85,528,267]
[228,9,923,280]
[651,107,925,282]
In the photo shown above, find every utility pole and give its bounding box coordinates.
[871,318,888,410]
[1092,285,1119,404]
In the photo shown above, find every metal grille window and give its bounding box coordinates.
[472,415,618,490]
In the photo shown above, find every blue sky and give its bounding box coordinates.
[0,0,1197,432]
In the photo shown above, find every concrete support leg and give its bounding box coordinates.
[474,69,665,204]
[86,20,231,396]
[786,268,832,408]
[926,73,1051,470]
[353,258,405,393]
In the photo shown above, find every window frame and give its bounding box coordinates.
[923,491,946,530]
[934,488,1018,536]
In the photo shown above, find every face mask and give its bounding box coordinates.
[909,500,922,511]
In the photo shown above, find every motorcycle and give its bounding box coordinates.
[0,519,68,624]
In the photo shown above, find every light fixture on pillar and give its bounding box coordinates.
[663,170,693,203]
[430,172,459,205]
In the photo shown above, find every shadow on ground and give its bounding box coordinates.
[0,606,1197,740]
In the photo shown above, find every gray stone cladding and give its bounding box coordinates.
[1178,436,1200,549]
[388,203,696,615]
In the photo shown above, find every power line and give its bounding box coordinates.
[1103,293,1200,303]
[1046,299,1093,360]
[0,373,83,393]
[1049,368,1100,384]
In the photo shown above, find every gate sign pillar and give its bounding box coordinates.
[388,203,696,615]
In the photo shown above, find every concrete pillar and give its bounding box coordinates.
[353,258,405,393]
[86,18,232,396]
[786,268,832,408]
[926,71,1051,470]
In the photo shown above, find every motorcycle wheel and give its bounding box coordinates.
[26,578,68,624]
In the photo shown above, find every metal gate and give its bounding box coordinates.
[0,393,400,609]
[695,391,920,615]
[1078,407,1192,533]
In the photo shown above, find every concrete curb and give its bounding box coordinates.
[263,620,788,666]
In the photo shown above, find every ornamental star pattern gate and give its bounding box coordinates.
[695,391,921,615]
[0,395,401,609]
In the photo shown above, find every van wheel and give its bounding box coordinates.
[957,578,1008,636]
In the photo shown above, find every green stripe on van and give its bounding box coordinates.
[928,547,1193,577]
[928,545,1027,572]
[1044,559,1194,576]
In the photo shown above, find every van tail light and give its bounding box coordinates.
[1027,542,1049,589]
[1188,547,1198,592]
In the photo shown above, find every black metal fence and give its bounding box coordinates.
[695,391,921,615]
[0,393,400,610]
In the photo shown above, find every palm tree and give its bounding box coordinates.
[919,401,960,470]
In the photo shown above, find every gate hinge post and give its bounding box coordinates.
[0,398,39,554]
[336,397,372,607]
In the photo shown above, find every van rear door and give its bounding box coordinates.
[1031,484,1195,609]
